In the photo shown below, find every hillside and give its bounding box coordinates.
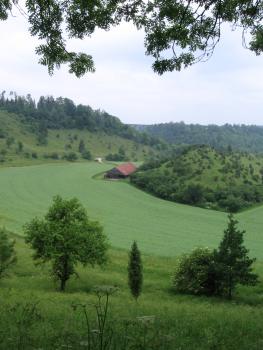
[0,92,170,166]
[134,122,263,153]
[131,145,263,212]
[1,152,263,349]
[2,161,263,259]
[0,109,155,166]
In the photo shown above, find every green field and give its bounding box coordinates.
[1,155,263,349]
[1,161,263,258]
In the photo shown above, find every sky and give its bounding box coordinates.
[0,6,262,125]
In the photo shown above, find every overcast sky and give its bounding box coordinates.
[0,7,262,125]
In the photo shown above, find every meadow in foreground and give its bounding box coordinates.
[1,233,263,350]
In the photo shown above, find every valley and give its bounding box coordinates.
[0,97,263,349]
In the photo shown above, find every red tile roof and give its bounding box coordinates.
[116,162,137,176]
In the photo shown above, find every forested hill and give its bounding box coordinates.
[131,145,263,212]
[0,94,166,166]
[133,122,263,153]
[0,92,162,148]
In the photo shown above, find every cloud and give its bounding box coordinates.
[0,11,262,125]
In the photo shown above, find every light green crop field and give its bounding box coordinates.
[1,161,263,258]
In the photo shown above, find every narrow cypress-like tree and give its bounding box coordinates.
[214,214,258,299]
[78,139,86,154]
[0,228,17,279]
[128,241,143,300]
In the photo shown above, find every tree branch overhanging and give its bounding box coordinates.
[1,0,262,76]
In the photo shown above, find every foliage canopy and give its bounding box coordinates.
[1,1,262,76]
[131,145,263,212]
[173,247,217,296]
[24,195,108,291]
[173,215,258,298]
[0,92,161,148]
[137,123,263,154]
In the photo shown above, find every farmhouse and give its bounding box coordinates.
[105,162,137,179]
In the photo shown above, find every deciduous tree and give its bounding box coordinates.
[24,196,108,291]
[1,1,262,76]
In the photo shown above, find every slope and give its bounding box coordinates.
[0,109,153,165]
[131,145,263,212]
[134,122,263,153]
[1,162,263,259]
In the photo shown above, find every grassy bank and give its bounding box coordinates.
[1,234,263,349]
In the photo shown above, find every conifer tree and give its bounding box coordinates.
[128,241,143,300]
[78,139,85,154]
[214,214,258,299]
[0,228,17,279]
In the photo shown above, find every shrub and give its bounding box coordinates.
[173,248,216,296]
[6,137,14,148]
[63,152,78,161]
[173,215,258,298]
[43,152,60,160]
[218,195,245,213]
[182,184,204,205]
[31,152,38,159]
[50,152,59,160]
[0,149,7,156]
[0,129,6,138]
[81,150,92,160]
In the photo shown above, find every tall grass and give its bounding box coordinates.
[1,236,263,349]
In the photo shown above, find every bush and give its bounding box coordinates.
[105,153,126,161]
[0,129,6,138]
[173,216,258,298]
[43,152,60,160]
[173,248,216,296]
[81,150,92,160]
[63,152,78,161]
[218,195,245,213]
[182,184,204,205]
[50,152,59,160]
[31,152,38,159]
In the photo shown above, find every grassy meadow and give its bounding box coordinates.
[1,232,263,350]
[1,161,263,349]
[0,161,263,258]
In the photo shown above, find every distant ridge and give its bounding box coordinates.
[132,122,263,153]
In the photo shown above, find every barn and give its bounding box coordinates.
[105,162,137,179]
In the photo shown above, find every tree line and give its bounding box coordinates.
[0,91,164,148]
[136,122,263,154]
[131,145,263,212]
